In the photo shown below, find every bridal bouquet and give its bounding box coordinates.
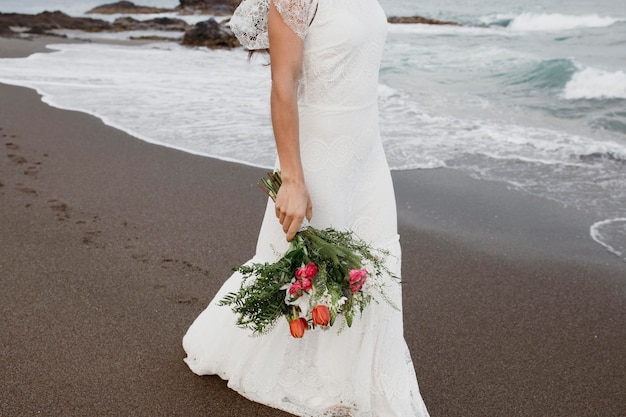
[220,171,399,338]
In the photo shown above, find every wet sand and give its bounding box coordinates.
[0,37,624,416]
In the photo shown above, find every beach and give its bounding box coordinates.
[1,36,625,417]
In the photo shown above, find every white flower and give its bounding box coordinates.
[281,282,293,305]
[319,290,332,305]
[289,293,310,317]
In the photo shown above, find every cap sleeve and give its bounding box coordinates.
[273,0,317,40]
[229,0,318,50]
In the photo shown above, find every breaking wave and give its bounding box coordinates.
[563,67,626,100]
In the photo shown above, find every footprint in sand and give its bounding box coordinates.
[47,199,71,221]
[159,257,210,277]
[82,230,103,247]
[48,199,69,211]
[24,166,40,178]
[150,279,198,306]
[131,253,151,264]
[15,184,38,196]
[8,154,27,164]
[5,142,19,150]
[173,296,199,305]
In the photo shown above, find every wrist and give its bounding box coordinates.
[279,167,305,185]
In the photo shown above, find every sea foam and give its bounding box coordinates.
[590,218,626,258]
[508,13,620,32]
[563,67,626,100]
[0,42,275,168]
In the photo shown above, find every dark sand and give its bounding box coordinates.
[1,37,625,416]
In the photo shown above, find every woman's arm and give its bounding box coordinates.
[268,0,312,241]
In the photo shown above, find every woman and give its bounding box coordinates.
[183,0,430,415]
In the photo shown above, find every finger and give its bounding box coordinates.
[292,214,306,237]
[286,222,297,241]
[306,203,312,222]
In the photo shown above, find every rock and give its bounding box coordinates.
[86,1,173,14]
[181,18,239,49]
[0,12,189,35]
[0,11,112,32]
[179,0,226,8]
[25,25,68,37]
[24,25,49,35]
[0,22,14,38]
[177,0,234,15]
[129,35,176,41]
[387,16,461,26]
[112,16,189,31]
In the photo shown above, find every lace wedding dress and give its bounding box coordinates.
[183,0,430,415]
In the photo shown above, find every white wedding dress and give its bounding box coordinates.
[183,0,430,415]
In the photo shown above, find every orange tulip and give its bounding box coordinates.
[289,317,308,338]
[312,305,330,327]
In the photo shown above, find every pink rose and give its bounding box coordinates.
[295,266,307,280]
[304,262,318,279]
[348,268,367,293]
[289,281,304,296]
[301,277,313,292]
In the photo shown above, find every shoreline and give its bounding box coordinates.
[393,168,623,264]
[2,35,624,265]
[0,33,166,58]
[1,37,625,416]
[0,35,77,57]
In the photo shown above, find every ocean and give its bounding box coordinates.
[0,0,625,261]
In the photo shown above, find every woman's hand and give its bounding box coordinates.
[274,175,312,241]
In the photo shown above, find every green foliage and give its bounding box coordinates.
[219,171,400,336]
[219,224,398,336]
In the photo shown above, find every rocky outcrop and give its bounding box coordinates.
[387,16,461,26]
[0,11,112,32]
[177,0,234,15]
[112,16,189,31]
[86,1,174,14]
[0,12,191,35]
[181,18,239,49]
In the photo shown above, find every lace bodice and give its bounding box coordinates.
[231,0,388,109]
[298,0,387,109]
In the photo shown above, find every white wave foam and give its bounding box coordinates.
[1,41,624,171]
[375,79,626,169]
[0,42,275,169]
[590,218,626,258]
[563,67,626,100]
[508,13,619,32]
[387,22,511,37]
[478,13,516,26]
